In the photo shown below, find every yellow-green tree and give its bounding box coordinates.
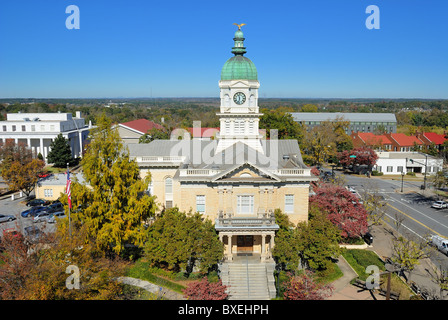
[62,114,157,256]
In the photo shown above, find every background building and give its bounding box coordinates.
[291,112,397,134]
[116,119,164,144]
[0,111,90,160]
[374,151,443,175]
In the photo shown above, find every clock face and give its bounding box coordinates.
[233,92,246,105]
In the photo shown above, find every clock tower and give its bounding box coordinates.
[216,25,264,154]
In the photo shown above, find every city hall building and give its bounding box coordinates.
[128,27,316,263]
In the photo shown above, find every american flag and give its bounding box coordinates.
[66,169,72,209]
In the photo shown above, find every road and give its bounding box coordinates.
[343,173,448,271]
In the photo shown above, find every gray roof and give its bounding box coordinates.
[127,139,307,170]
[37,173,85,186]
[290,112,397,123]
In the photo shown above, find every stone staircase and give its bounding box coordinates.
[219,255,276,300]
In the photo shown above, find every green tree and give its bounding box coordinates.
[259,108,304,140]
[62,114,157,257]
[139,127,170,143]
[144,208,223,274]
[272,209,301,271]
[295,204,341,272]
[46,133,74,167]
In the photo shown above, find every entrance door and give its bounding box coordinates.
[237,235,253,252]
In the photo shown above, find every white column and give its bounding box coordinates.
[228,235,232,260]
[39,138,44,157]
[261,234,266,261]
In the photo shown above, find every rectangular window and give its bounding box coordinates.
[44,189,53,198]
[285,194,294,213]
[50,125,55,131]
[387,166,393,172]
[165,200,173,209]
[12,125,16,132]
[41,125,45,131]
[196,195,205,213]
[22,125,26,131]
[31,125,35,132]
[2,125,6,131]
[237,195,254,215]
[397,166,403,173]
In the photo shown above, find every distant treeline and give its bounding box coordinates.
[0,98,447,130]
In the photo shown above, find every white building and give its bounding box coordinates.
[374,151,443,175]
[0,111,90,160]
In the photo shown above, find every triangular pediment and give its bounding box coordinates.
[230,80,250,88]
[212,162,280,182]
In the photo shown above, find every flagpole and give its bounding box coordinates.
[67,163,71,237]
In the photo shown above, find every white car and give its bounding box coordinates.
[431,201,448,209]
[0,214,16,223]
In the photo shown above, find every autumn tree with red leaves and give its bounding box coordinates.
[309,183,368,239]
[337,146,378,172]
[182,277,228,300]
[282,270,334,300]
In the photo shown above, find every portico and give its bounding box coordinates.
[215,212,278,262]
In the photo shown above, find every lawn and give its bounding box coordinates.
[342,249,415,299]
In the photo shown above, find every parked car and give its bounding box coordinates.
[363,232,373,245]
[431,201,448,209]
[45,202,64,213]
[33,211,51,223]
[0,214,16,223]
[47,211,66,224]
[21,205,48,218]
[24,226,44,243]
[26,199,49,207]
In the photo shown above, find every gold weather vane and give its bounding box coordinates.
[233,23,246,30]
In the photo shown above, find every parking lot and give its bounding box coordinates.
[0,193,56,239]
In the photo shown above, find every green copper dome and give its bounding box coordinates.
[221,56,258,80]
[220,27,258,81]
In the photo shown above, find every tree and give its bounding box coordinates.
[310,183,368,239]
[337,146,378,173]
[272,209,301,271]
[259,108,304,140]
[62,114,157,256]
[360,181,387,226]
[139,126,171,143]
[391,236,430,284]
[282,270,334,300]
[0,140,45,197]
[0,226,127,300]
[46,133,74,167]
[301,119,353,166]
[144,207,223,273]
[182,277,228,300]
[295,204,341,272]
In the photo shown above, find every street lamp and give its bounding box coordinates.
[401,171,405,193]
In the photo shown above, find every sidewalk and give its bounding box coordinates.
[328,223,444,300]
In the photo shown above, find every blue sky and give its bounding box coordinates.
[0,0,447,99]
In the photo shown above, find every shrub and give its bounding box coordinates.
[182,277,228,300]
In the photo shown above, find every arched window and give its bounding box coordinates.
[165,177,173,194]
